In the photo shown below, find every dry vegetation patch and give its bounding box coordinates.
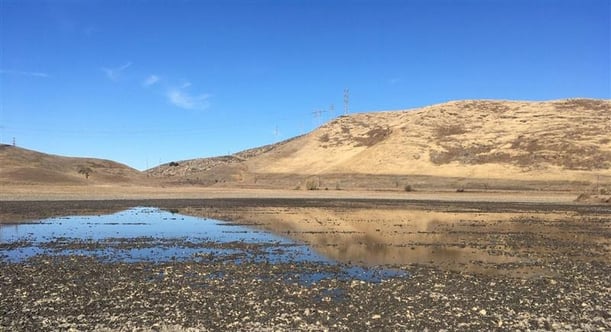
[3,99,610,192]
[354,127,391,147]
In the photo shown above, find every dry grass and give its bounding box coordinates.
[354,127,391,147]
[434,124,467,138]
[243,99,610,182]
[2,99,610,192]
[0,144,142,186]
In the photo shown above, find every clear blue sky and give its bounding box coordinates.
[1,0,609,170]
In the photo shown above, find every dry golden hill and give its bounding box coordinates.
[0,144,143,186]
[149,99,611,191]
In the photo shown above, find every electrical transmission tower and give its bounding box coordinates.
[312,109,327,126]
[343,88,350,115]
[329,104,335,119]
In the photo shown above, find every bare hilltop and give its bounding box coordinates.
[148,98,611,192]
[2,98,610,198]
[0,144,142,186]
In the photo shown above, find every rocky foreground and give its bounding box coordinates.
[0,198,610,331]
[0,255,609,331]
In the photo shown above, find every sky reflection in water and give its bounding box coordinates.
[0,207,407,283]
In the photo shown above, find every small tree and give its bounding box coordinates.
[78,166,93,179]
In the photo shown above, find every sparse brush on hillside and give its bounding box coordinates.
[78,166,93,179]
[305,180,319,190]
[4,99,609,192]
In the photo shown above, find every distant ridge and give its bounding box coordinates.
[0,144,142,185]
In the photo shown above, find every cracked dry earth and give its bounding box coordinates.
[0,199,610,331]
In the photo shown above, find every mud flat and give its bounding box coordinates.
[1,198,610,331]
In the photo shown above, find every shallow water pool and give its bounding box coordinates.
[0,207,407,283]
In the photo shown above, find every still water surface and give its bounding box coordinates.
[0,207,406,282]
[1,207,287,241]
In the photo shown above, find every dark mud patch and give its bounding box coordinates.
[0,199,610,330]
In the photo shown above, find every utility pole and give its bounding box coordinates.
[329,104,335,119]
[312,109,327,126]
[343,88,350,115]
[12,137,15,147]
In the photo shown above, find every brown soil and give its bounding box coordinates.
[0,198,609,330]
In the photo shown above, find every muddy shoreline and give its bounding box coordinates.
[1,199,610,331]
[0,198,605,223]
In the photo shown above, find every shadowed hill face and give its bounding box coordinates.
[0,145,142,185]
[144,135,305,184]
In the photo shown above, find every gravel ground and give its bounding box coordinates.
[0,199,610,331]
[1,256,609,331]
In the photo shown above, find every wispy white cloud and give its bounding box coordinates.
[143,74,160,87]
[166,87,210,111]
[101,62,132,81]
[0,69,49,78]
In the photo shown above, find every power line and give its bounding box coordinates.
[343,88,350,115]
[0,125,244,138]
[312,109,327,126]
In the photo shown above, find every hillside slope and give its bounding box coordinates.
[253,99,610,176]
[148,99,610,190]
[0,145,143,186]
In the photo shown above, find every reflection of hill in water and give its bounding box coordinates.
[0,201,132,224]
[182,205,603,277]
[252,210,520,270]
